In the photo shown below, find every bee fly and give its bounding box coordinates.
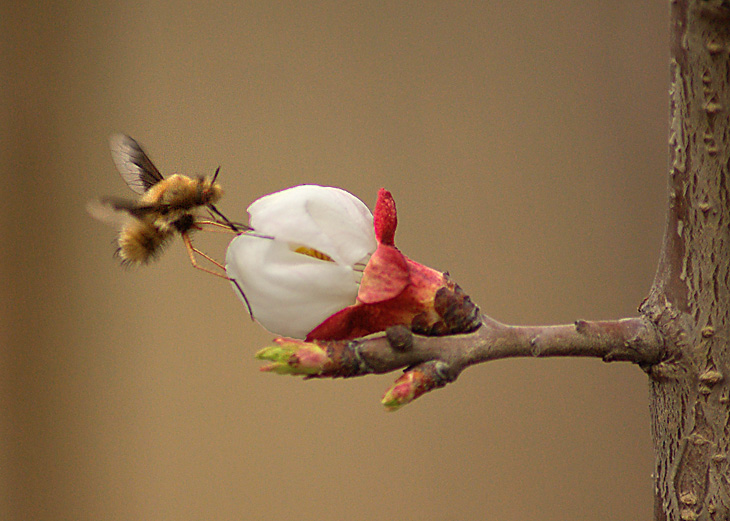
[88,134,246,279]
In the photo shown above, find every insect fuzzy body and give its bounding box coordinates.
[91,134,236,278]
[107,172,223,264]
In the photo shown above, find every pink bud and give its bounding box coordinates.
[381,371,428,411]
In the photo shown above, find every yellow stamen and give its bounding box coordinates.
[293,246,334,262]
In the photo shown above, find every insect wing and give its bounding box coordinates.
[109,134,165,194]
[88,196,167,223]
[102,196,172,220]
[86,198,133,226]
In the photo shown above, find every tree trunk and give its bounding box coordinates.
[640,2,730,519]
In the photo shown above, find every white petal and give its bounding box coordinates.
[247,185,376,266]
[226,233,359,339]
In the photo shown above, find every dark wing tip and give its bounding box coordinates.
[109,134,165,194]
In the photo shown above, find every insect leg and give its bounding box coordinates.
[180,232,254,319]
[181,232,229,279]
[195,220,242,234]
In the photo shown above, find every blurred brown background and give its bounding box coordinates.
[2,2,668,520]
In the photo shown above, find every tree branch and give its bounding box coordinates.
[257,314,667,410]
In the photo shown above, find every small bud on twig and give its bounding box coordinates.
[386,325,413,352]
[255,338,330,375]
[381,361,453,411]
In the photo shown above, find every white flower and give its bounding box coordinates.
[226,185,377,339]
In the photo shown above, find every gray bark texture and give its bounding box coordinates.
[640,1,730,519]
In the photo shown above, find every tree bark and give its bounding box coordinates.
[640,1,730,519]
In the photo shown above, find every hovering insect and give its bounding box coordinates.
[89,134,244,278]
